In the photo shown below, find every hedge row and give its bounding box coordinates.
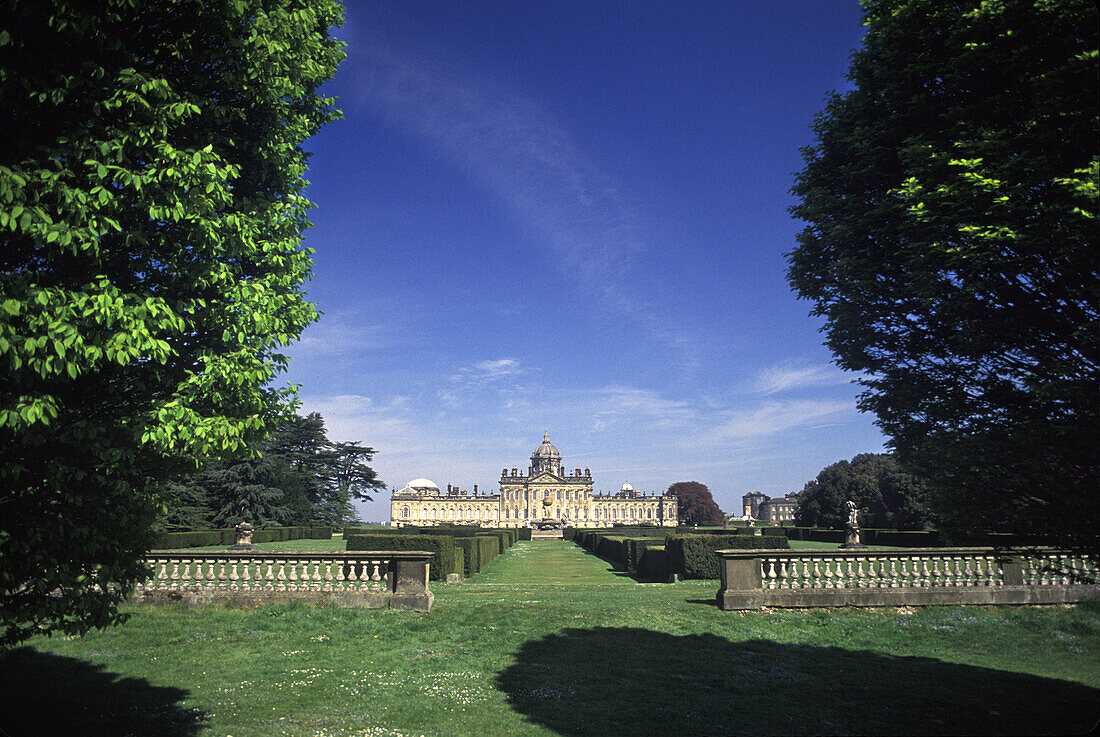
[344,527,519,581]
[155,526,332,549]
[570,528,788,580]
[665,534,789,579]
[345,534,463,581]
[344,524,532,544]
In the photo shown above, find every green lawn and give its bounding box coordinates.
[3,540,1098,736]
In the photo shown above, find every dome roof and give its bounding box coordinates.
[405,478,439,492]
[531,431,561,459]
[620,482,633,492]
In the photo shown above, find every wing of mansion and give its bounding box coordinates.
[390,433,678,528]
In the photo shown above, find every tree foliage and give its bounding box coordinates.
[667,481,725,526]
[787,0,1098,554]
[795,453,933,530]
[0,0,344,645]
[164,412,384,529]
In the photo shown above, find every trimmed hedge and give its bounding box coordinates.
[638,545,673,580]
[155,526,331,549]
[665,534,789,580]
[345,534,462,581]
[455,535,501,577]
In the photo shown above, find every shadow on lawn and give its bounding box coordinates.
[497,627,1099,736]
[0,647,207,737]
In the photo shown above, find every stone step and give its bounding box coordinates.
[531,530,564,540]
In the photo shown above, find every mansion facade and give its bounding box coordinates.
[390,433,678,528]
[742,490,799,523]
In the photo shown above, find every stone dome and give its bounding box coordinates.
[531,431,561,460]
[405,478,439,493]
[621,482,633,492]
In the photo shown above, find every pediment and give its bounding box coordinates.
[530,472,562,484]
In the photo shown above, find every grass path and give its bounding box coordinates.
[464,539,636,586]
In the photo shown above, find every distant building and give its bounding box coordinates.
[390,432,678,528]
[742,491,768,519]
[742,490,799,523]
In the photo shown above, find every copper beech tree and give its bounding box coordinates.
[0,0,344,645]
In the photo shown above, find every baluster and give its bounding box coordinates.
[310,560,322,591]
[987,555,1000,586]
[156,559,168,589]
[275,560,287,590]
[323,560,334,591]
[822,557,834,588]
[288,558,299,590]
[229,560,240,589]
[960,557,972,586]
[944,557,956,586]
[347,559,360,588]
[264,560,275,590]
[370,561,382,590]
[1058,555,1070,585]
[251,560,262,590]
[169,560,181,589]
[335,558,346,589]
[778,558,789,589]
[917,557,929,587]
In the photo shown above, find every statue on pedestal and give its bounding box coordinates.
[842,500,864,549]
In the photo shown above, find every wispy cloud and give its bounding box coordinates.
[291,312,407,359]
[451,358,524,385]
[345,36,698,367]
[700,399,853,447]
[751,360,852,395]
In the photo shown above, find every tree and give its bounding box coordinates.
[164,412,384,528]
[795,454,933,530]
[787,0,1098,555]
[0,0,344,645]
[667,481,725,526]
[323,441,386,524]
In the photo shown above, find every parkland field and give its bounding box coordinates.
[2,540,1098,736]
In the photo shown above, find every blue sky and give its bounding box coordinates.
[287,1,886,521]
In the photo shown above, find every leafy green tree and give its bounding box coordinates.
[667,481,725,526]
[787,0,1098,554]
[795,453,933,530]
[0,0,344,645]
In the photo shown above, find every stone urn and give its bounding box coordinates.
[228,521,258,551]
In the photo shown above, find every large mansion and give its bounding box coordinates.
[390,433,678,528]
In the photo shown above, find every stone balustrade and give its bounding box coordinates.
[133,551,433,611]
[716,547,1099,610]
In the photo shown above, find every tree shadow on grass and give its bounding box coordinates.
[0,647,208,737]
[496,627,1099,736]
